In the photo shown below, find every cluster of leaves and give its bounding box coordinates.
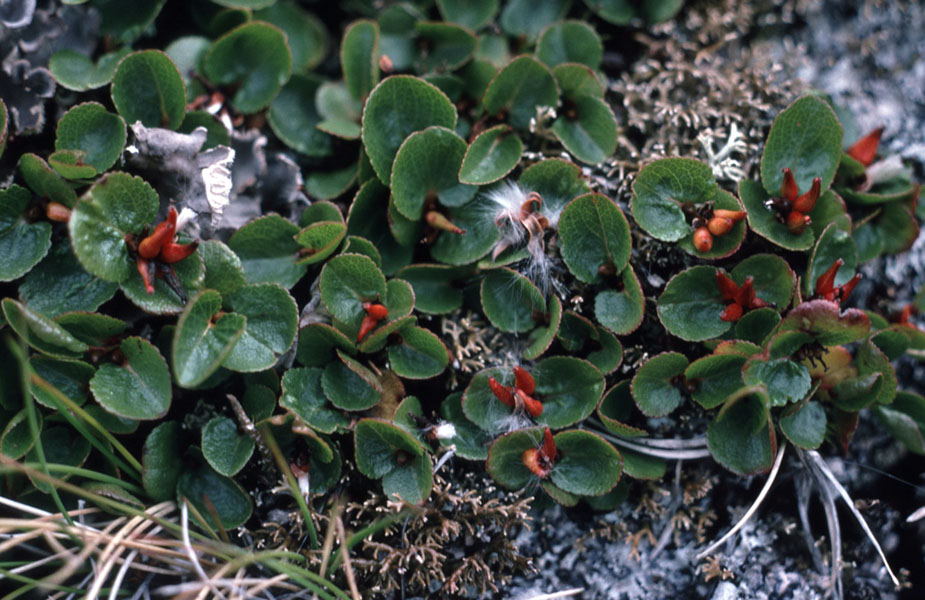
[1,0,923,561]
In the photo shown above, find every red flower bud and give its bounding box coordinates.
[363,302,389,320]
[712,209,746,222]
[846,127,884,167]
[513,366,535,395]
[158,240,198,263]
[720,302,743,322]
[781,168,799,202]
[814,258,843,298]
[516,388,543,417]
[707,216,734,236]
[522,448,550,478]
[540,426,556,462]
[786,210,810,234]
[489,376,516,407]
[693,226,713,253]
[425,211,465,235]
[715,271,740,302]
[792,177,821,213]
[46,202,72,222]
[136,257,155,294]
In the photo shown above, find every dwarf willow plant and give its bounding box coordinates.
[0,0,923,582]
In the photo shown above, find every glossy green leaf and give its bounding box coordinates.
[18,153,77,206]
[322,351,383,411]
[361,75,457,184]
[631,352,689,417]
[874,391,925,455]
[631,158,717,242]
[280,367,349,433]
[458,125,523,185]
[2,298,88,359]
[172,290,247,388]
[120,252,205,315]
[391,126,476,219]
[657,266,728,341]
[536,20,602,69]
[199,240,247,301]
[1,409,41,460]
[857,338,897,405]
[598,380,646,437]
[346,179,415,274]
[518,158,591,215]
[227,214,307,288]
[254,1,328,71]
[26,427,91,492]
[776,299,871,347]
[202,416,255,476]
[354,417,425,478]
[533,357,604,429]
[553,94,617,164]
[202,22,293,113]
[29,356,94,409]
[524,294,562,361]
[414,21,477,72]
[761,95,843,196]
[83,405,138,435]
[550,430,622,496]
[594,265,645,336]
[559,192,631,283]
[111,50,186,129]
[482,55,558,131]
[780,401,826,449]
[730,253,795,311]
[707,393,775,475]
[96,0,166,43]
[47,149,97,180]
[142,421,182,501]
[342,19,379,102]
[684,353,747,410]
[179,110,232,150]
[734,308,781,345]
[486,427,544,490]
[319,253,387,327]
[55,102,126,173]
[90,337,171,419]
[177,451,252,530]
[436,0,498,30]
[553,63,605,99]
[394,264,462,314]
[429,195,500,265]
[267,74,333,157]
[499,0,569,41]
[381,451,432,504]
[222,284,298,372]
[294,221,347,265]
[830,373,883,411]
[388,326,448,379]
[743,357,811,407]
[54,312,126,346]
[480,267,545,333]
[0,184,52,282]
[316,81,363,140]
[68,172,159,282]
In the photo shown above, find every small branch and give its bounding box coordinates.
[335,516,361,600]
[696,441,786,560]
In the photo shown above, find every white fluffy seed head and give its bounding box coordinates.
[433,422,457,440]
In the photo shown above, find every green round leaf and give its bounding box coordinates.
[1,409,42,460]
[429,195,500,265]
[172,290,247,388]
[586,328,623,375]
[120,252,205,315]
[296,323,357,368]
[388,326,449,379]
[804,222,858,297]
[342,19,380,102]
[254,1,328,71]
[524,293,562,360]
[322,351,383,411]
[552,94,618,164]
[594,265,645,336]
[319,253,387,325]
[142,421,182,501]
[631,158,717,242]
[381,451,432,504]
[480,267,546,333]
[0,184,52,282]
[553,63,605,99]
[550,430,621,496]
[499,0,569,41]
[111,50,186,129]
[199,240,247,300]
[559,192,631,283]
[743,357,811,407]
[730,253,796,311]
[26,426,91,492]
[830,373,883,411]
[280,367,350,433]
[761,95,843,196]
[90,337,171,419]
[874,391,925,455]
[2,298,88,359]
[202,22,293,113]
[857,338,897,405]
[777,299,871,347]
[347,179,415,274]
[96,0,167,43]
[436,0,498,30]
[48,149,98,180]
[676,190,747,259]
[18,153,77,206]
[222,284,298,372]
[202,416,255,476]
[354,418,425,479]
[734,308,781,345]
[486,427,545,490]
[227,214,307,288]
[631,352,689,417]
[536,20,602,69]
[414,21,477,72]
[518,158,591,215]
[179,110,232,150]
[458,125,523,185]
[707,393,775,475]
[300,200,344,226]
[29,356,94,409]
[69,172,159,282]
[268,74,333,157]
[391,126,476,220]
[54,312,126,346]
[533,357,605,429]
[84,405,139,435]
[361,75,457,184]
[316,81,363,139]
[657,265,728,342]
[482,55,558,131]
[294,221,347,265]
[780,401,826,450]
[808,190,849,239]
[177,452,252,530]
[394,264,462,315]
[55,102,126,173]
